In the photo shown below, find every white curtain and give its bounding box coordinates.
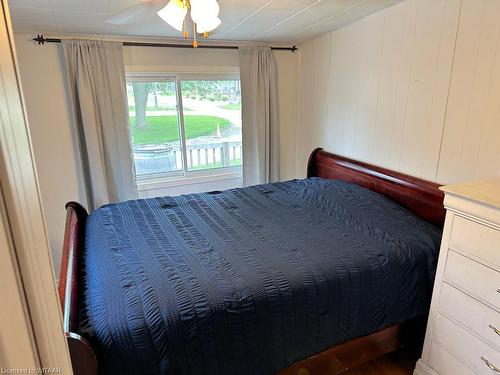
[62,39,137,210]
[238,46,279,186]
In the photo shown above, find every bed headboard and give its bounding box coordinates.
[307,148,445,228]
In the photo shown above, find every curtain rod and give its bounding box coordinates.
[33,34,298,52]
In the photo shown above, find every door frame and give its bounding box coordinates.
[0,1,73,372]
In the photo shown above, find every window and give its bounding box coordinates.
[126,74,242,181]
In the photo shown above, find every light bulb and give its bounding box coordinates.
[190,0,219,25]
[195,16,221,33]
[157,0,187,32]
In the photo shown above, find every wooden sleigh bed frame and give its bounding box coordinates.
[60,148,445,375]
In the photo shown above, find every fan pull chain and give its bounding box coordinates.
[183,17,189,38]
[192,20,198,48]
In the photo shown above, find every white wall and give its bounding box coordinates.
[275,50,300,180]
[13,34,299,272]
[436,0,500,183]
[14,35,85,273]
[296,0,500,183]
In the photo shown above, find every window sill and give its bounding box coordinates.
[137,168,242,192]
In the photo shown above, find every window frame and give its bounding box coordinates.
[125,71,243,188]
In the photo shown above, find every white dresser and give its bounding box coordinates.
[415,179,500,375]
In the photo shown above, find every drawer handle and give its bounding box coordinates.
[489,324,500,336]
[481,356,500,372]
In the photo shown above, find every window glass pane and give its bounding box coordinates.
[180,80,242,172]
[126,81,183,175]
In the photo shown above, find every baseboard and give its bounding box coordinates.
[414,359,439,375]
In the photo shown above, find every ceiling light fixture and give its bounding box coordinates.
[157,0,221,48]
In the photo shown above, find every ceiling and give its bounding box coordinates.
[8,0,403,44]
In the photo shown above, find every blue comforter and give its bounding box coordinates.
[80,178,441,375]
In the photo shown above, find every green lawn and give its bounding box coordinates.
[130,115,231,144]
[220,103,241,110]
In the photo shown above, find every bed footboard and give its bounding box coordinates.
[59,201,97,375]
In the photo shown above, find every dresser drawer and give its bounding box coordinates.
[444,250,500,310]
[450,215,500,269]
[438,282,500,350]
[433,313,500,375]
[428,342,476,375]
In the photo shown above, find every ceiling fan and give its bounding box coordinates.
[107,0,221,47]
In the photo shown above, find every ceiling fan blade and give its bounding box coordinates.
[106,1,165,25]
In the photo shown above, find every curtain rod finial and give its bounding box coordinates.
[290,45,298,53]
[33,34,47,45]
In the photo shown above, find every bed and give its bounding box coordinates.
[60,148,446,375]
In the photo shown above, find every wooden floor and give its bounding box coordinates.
[342,352,415,375]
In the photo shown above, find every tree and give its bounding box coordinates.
[132,82,176,129]
[180,80,237,100]
[132,82,150,129]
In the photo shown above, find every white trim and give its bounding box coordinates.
[0,1,72,372]
[125,65,240,76]
[138,170,242,191]
[414,360,439,375]
[175,75,189,174]
[0,185,39,369]
[177,72,241,81]
[126,73,177,82]
[138,165,242,182]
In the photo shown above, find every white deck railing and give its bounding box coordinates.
[133,141,242,174]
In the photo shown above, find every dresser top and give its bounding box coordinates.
[440,178,500,209]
